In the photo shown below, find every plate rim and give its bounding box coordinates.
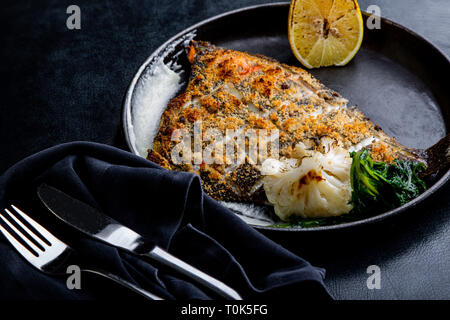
[122,2,450,232]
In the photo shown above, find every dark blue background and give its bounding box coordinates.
[0,0,449,299]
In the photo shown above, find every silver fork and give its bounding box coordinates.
[0,205,163,300]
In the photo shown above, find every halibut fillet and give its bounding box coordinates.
[148,41,440,203]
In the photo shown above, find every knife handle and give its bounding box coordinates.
[145,246,242,300]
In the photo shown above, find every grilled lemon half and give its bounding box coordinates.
[288,0,364,68]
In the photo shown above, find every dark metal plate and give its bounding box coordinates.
[123,2,450,232]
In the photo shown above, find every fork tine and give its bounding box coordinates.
[0,212,41,258]
[1,206,162,300]
[10,205,60,245]
[4,208,48,249]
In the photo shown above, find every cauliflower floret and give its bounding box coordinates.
[261,142,353,220]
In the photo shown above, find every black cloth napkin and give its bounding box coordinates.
[0,142,331,300]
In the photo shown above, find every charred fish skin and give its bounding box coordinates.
[420,134,450,177]
[148,41,424,203]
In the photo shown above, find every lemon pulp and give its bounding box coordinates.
[288,0,364,68]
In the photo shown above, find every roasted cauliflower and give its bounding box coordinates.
[261,140,353,220]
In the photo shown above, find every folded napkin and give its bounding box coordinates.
[0,142,331,300]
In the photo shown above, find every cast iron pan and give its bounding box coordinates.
[123,2,450,232]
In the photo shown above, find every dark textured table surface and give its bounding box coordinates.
[1,0,449,299]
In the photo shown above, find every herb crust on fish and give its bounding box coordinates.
[148,41,425,207]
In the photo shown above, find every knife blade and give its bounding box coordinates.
[37,183,242,300]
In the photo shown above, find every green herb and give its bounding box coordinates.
[270,216,326,228]
[350,149,426,213]
[269,149,427,229]
[268,211,363,229]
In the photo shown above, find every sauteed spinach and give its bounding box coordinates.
[350,149,426,212]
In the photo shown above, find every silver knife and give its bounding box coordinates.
[37,184,242,300]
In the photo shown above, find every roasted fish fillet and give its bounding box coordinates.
[148,41,448,204]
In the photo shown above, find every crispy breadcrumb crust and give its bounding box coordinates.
[148,41,420,202]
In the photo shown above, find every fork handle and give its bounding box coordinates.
[144,246,242,300]
[82,268,164,300]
